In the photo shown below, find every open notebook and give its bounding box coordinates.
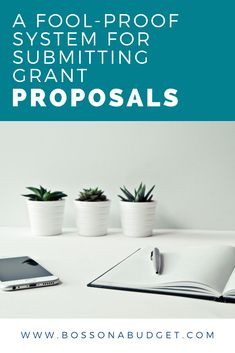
[88,245,235,302]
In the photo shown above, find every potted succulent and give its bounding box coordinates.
[22,186,67,236]
[118,183,156,237]
[74,187,110,236]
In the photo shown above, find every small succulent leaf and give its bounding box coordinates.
[139,184,146,201]
[148,195,153,202]
[121,189,134,201]
[50,191,67,197]
[120,187,135,201]
[60,192,67,198]
[22,193,39,199]
[135,183,142,197]
[118,195,129,202]
[26,187,42,199]
[39,185,48,197]
[144,185,155,201]
[42,191,50,201]
[49,191,67,200]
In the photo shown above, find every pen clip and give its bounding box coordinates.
[156,253,161,274]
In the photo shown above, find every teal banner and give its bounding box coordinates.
[0,0,234,121]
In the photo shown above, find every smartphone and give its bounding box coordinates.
[0,256,60,291]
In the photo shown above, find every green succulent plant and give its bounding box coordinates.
[77,187,107,202]
[118,182,155,202]
[22,186,67,201]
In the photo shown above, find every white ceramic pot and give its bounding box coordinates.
[120,201,156,237]
[26,200,65,236]
[74,200,111,236]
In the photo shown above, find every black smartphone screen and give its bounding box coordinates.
[0,257,52,281]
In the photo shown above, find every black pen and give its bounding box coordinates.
[150,248,162,274]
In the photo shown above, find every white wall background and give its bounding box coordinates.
[0,122,234,230]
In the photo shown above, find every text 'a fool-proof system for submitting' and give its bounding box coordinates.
[11,13,180,109]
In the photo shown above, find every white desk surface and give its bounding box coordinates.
[0,227,235,319]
